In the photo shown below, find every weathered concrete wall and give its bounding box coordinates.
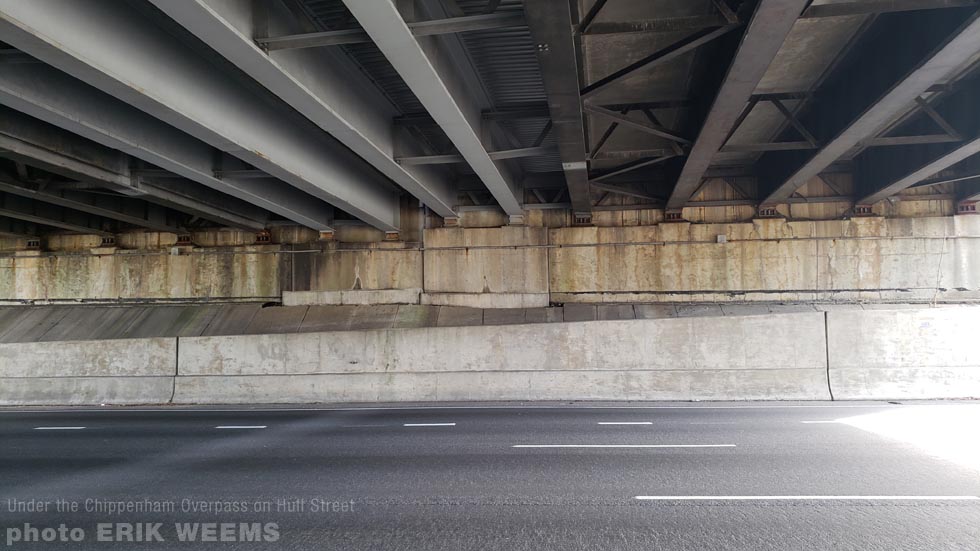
[173,312,830,403]
[0,337,176,405]
[0,246,281,303]
[550,216,980,303]
[827,306,980,399]
[281,244,421,295]
[3,216,979,305]
[421,227,550,308]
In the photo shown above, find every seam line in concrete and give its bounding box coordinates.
[824,311,834,401]
[170,336,179,404]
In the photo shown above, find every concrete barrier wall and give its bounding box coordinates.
[173,312,830,403]
[827,306,980,399]
[0,338,176,405]
[4,306,980,405]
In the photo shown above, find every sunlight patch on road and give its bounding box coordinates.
[837,406,980,472]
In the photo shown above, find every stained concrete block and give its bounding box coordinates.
[0,307,33,341]
[304,248,422,292]
[0,337,177,405]
[244,305,309,334]
[562,303,596,322]
[178,331,387,377]
[859,303,930,310]
[676,304,724,317]
[720,304,772,316]
[391,305,439,328]
[342,289,421,305]
[123,305,220,338]
[282,291,329,306]
[767,304,818,314]
[300,305,356,332]
[38,306,150,341]
[525,307,563,324]
[348,305,398,330]
[1,377,175,406]
[633,304,677,319]
[436,306,484,327]
[827,306,980,399]
[815,303,865,312]
[420,292,550,309]
[0,306,72,343]
[199,303,262,336]
[597,304,635,321]
[0,337,176,378]
[483,308,526,325]
[423,227,549,296]
[282,289,421,306]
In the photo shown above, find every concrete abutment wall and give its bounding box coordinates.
[4,216,980,307]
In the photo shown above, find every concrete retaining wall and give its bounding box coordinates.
[172,312,830,403]
[0,338,176,405]
[827,306,980,399]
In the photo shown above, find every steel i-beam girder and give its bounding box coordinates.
[0,63,330,231]
[524,0,593,218]
[0,105,268,230]
[342,0,524,219]
[666,0,809,210]
[0,0,401,231]
[151,0,460,220]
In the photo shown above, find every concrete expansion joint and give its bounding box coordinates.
[169,337,179,404]
[823,311,834,401]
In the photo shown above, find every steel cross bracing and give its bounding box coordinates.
[758,10,980,206]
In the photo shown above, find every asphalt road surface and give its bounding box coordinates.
[2,402,979,550]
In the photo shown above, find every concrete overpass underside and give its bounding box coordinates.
[2,0,980,404]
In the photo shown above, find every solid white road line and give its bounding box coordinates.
[215,425,266,429]
[33,426,85,430]
[403,423,456,427]
[635,496,980,501]
[598,422,653,425]
[513,444,735,448]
